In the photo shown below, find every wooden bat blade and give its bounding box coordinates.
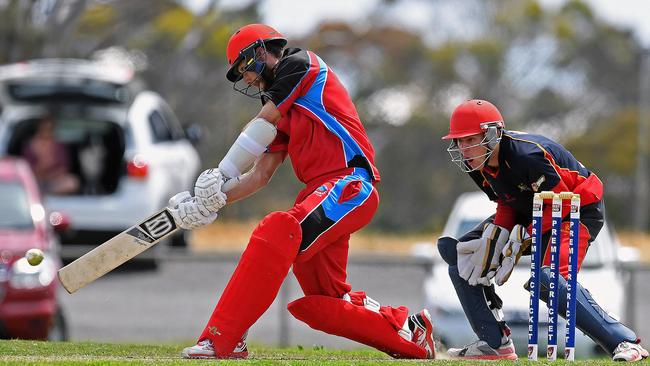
[58,208,178,293]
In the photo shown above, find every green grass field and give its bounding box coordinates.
[0,339,620,365]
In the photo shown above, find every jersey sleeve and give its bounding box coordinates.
[266,130,289,153]
[261,53,312,116]
[493,201,516,230]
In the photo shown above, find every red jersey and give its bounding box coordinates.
[262,48,380,186]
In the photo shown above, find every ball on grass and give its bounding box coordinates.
[25,248,45,266]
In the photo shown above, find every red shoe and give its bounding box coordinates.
[409,309,436,359]
[230,335,249,359]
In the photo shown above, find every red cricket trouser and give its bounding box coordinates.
[198,169,412,356]
[541,220,591,278]
[288,170,408,331]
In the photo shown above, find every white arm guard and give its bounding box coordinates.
[218,118,277,178]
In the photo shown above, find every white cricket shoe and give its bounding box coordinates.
[448,338,518,360]
[612,341,649,362]
[182,339,214,359]
[181,333,248,359]
[409,309,436,359]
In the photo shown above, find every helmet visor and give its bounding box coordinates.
[227,40,264,83]
[229,41,268,98]
[446,130,501,173]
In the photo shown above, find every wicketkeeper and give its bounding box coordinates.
[437,99,648,361]
[167,24,435,359]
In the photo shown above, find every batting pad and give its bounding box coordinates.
[288,295,427,359]
[200,211,301,357]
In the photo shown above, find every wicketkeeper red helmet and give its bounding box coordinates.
[226,24,287,82]
[442,99,504,140]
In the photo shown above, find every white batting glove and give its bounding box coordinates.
[194,169,228,216]
[457,223,510,286]
[495,224,531,286]
[168,191,218,230]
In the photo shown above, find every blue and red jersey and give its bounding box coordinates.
[262,48,379,187]
[468,130,603,232]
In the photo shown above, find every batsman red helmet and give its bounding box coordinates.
[226,24,287,82]
[442,99,504,140]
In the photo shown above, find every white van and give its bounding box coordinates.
[0,59,201,263]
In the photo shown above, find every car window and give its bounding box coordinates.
[122,124,134,149]
[148,110,173,143]
[55,118,114,142]
[7,117,127,196]
[7,80,130,104]
[455,219,483,239]
[158,102,185,140]
[0,181,33,229]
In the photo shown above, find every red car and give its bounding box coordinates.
[0,157,68,340]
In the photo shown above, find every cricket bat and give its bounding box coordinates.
[57,208,178,293]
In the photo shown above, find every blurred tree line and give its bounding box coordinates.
[0,0,647,233]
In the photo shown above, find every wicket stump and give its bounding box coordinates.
[528,191,580,361]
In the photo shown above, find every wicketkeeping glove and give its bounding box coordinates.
[168,191,218,230]
[457,223,510,286]
[194,168,228,216]
[495,224,531,286]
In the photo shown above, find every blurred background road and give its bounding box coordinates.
[59,252,650,352]
[58,253,429,348]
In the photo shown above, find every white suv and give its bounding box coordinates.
[0,59,201,262]
[416,191,630,358]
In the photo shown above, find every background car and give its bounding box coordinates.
[0,59,202,263]
[413,191,631,358]
[0,157,68,340]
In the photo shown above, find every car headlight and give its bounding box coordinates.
[9,256,56,289]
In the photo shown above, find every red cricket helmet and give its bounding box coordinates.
[442,99,504,140]
[226,24,287,82]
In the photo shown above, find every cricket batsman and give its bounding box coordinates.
[436,99,648,361]
[167,24,435,359]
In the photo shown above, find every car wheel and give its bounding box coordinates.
[48,306,69,341]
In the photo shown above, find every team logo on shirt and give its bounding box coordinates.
[518,183,531,192]
[531,175,546,192]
